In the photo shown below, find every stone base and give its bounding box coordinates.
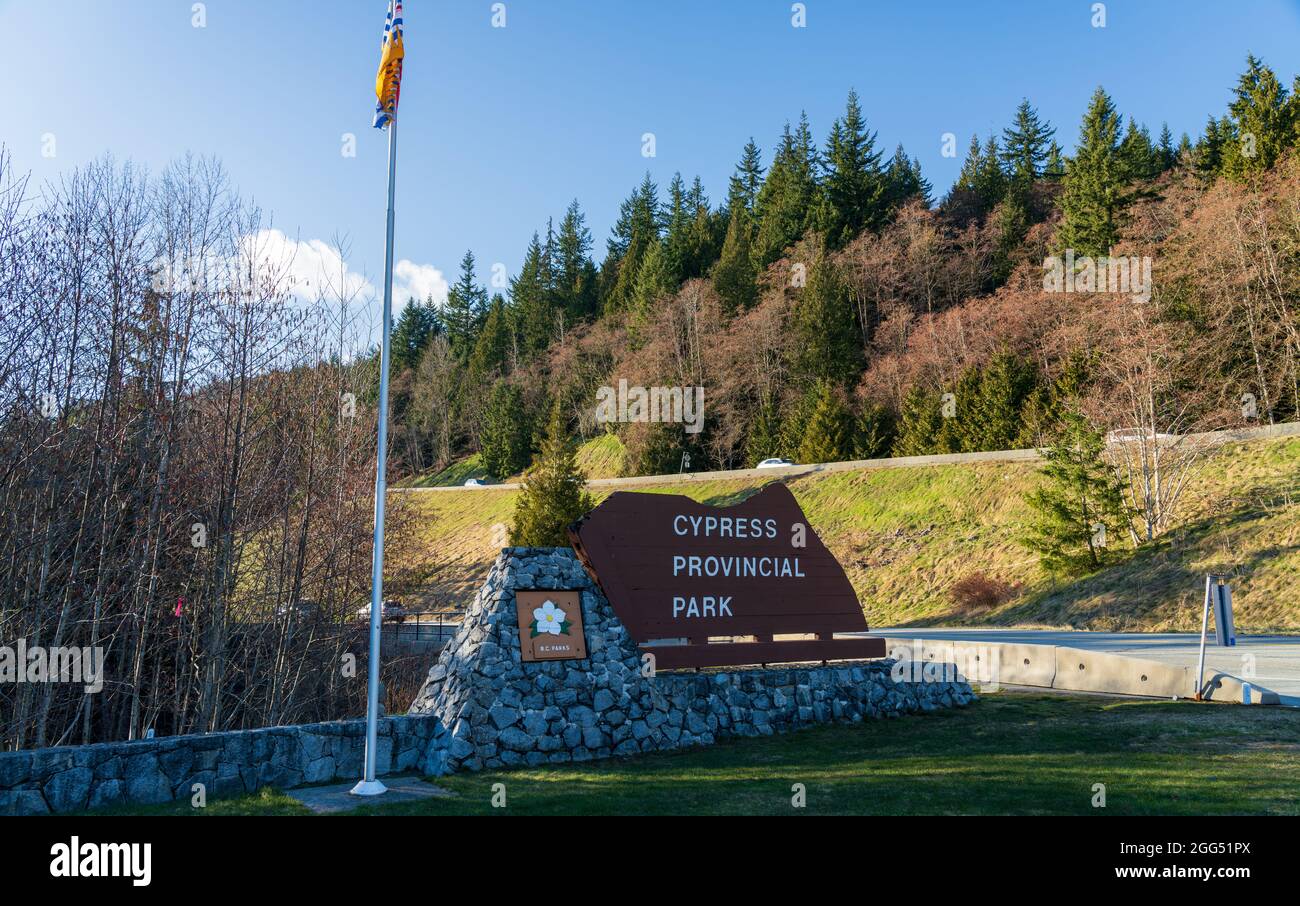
[411,548,975,775]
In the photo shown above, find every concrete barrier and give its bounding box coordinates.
[883,638,1279,704]
[1052,647,1190,698]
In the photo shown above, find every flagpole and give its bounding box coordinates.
[352,117,399,798]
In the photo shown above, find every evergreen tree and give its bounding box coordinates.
[778,383,821,461]
[1057,87,1125,256]
[891,385,943,456]
[797,380,853,464]
[952,134,1005,217]
[604,173,661,312]
[975,134,1007,210]
[793,250,862,387]
[736,138,765,209]
[391,296,442,372]
[1195,115,1227,176]
[682,176,722,280]
[1221,55,1294,179]
[744,395,785,466]
[479,382,532,481]
[1157,122,1177,172]
[663,173,694,281]
[444,250,488,357]
[1001,99,1056,187]
[818,89,886,246]
[554,199,598,322]
[467,294,511,381]
[512,233,555,357]
[853,402,895,459]
[1044,140,1066,179]
[1118,118,1159,180]
[883,144,927,211]
[753,114,820,267]
[713,162,760,312]
[631,238,676,321]
[510,403,595,547]
[1021,409,1129,576]
[965,352,1040,451]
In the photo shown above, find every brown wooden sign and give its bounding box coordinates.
[515,590,588,662]
[569,482,884,669]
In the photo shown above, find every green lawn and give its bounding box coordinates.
[92,694,1300,816]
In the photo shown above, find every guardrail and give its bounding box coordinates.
[396,421,1300,494]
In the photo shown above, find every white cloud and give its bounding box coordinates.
[392,259,449,310]
[238,229,447,315]
[241,229,374,304]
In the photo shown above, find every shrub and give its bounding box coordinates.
[949,572,1022,612]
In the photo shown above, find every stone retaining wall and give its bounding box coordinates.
[410,548,974,774]
[0,713,439,816]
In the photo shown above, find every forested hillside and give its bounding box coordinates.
[388,57,1300,487]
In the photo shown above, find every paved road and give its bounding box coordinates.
[869,628,1300,702]
[399,421,1300,493]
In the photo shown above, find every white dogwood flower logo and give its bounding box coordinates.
[530,600,571,638]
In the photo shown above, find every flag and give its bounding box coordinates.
[373,1,405,129]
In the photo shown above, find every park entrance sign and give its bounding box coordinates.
[569,483,885,669]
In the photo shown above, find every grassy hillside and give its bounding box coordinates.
[391,434,1300,631]
[403,435,627,488]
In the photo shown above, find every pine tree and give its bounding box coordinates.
[966,352,1040,451]
[952,134,1005,218]
[713,163,760,312]
[1001,99,1055,188]
[512,233,555,357]
[391,296,442,372]
[444,250,488,357]
[467,294,511,381]
[1195,115,1226,176]
[510,403,595,547]
[479,382,532,480]
[682,176,722,280]
[631,238,676,322]
[1221,55,1294,179]
[736,138,765,211]
[1057,87,1125,256]
[793,250,862,387]
[604,173,661,312]
[853,402,895,459]
[663,173,694,280]
[891,385,943,456]
[797,380,853,464]
[1156,122,1176,172]
[1118,118,1159,180]
[818,89,886,246]
[1044,141,1065,179]
[554,199,598,322]
[753,114,820,267]
[745,395,784,466]
[883,144,926,212]
[1021,409,1129,576]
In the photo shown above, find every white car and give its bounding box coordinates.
[463,478,488,487]
[355,600,409,624]
[756,457,795,469]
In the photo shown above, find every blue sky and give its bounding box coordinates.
[3,0,1299,311]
